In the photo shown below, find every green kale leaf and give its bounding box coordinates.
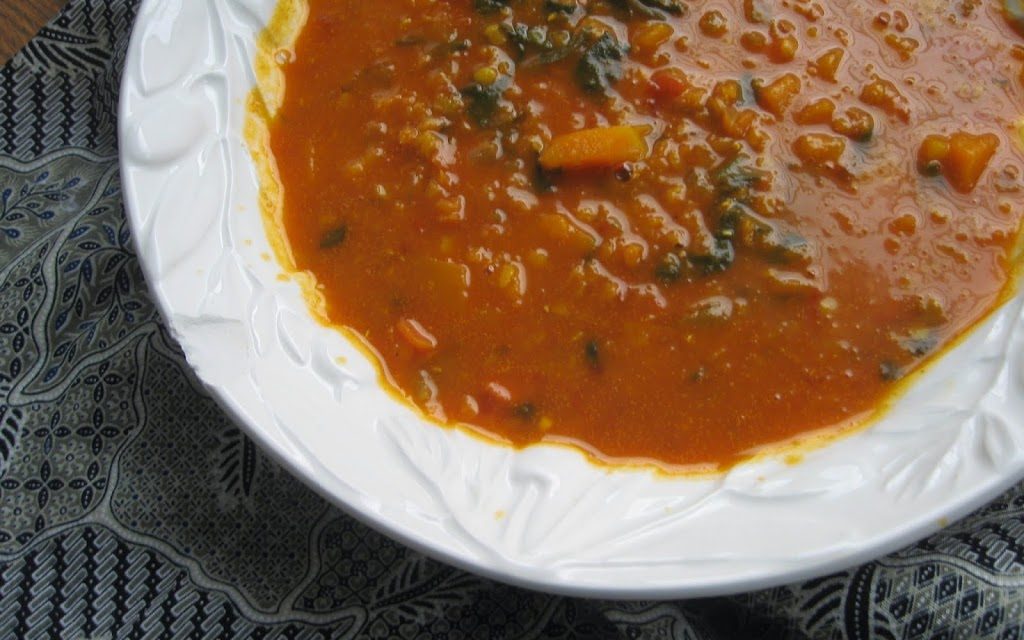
[575,33,627,94]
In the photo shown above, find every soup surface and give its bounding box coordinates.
[268,0,1024,469]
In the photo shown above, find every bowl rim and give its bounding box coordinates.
[117,0,1024,599]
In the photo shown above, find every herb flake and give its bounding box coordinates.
[512,402,537,422]
[319,224,348,249]
[584,339,602,371]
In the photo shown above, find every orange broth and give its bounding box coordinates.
[268,0,1024,469]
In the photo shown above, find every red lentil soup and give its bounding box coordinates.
[268,0,1024,469]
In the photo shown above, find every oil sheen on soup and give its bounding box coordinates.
[267,0,1024,469]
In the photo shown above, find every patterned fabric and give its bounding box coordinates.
[0,1,1022,638]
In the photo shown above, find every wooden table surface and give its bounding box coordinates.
[0,0,68,64]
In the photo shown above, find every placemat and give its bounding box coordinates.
[0,1,1022,638]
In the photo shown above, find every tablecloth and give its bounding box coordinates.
[0,1,1022,638]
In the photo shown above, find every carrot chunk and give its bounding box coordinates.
[539,126,648,170]
[754,73,801,117]
[917,132,999,193]
[793,133,846,164]
[944,132,1000,193]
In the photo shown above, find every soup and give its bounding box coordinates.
[265,0,1024,469]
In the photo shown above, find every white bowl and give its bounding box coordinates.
[118,0,1024,598]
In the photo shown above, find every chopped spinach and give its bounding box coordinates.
[530,42,575,66]
[689,237,735,274]
[501,22,531,58]
[391,31,471,58]
[897,332,937,357]
[575,33,628,95]
[545,0,579,13]
[476,0,511,14]
[500,22,550,59]
[764,230,811,265]
[632,0,686,15]
[715,201,744,238]
[584,339,602,371]
[697,156,779,273]
[534,159,558,193]
[655,252,685,283]
[319,224,348,249]
[512,402,537,422]
[707,156,817,270]
[713,156,769,200]
[394,34,426,46]
[879,361,902,382]
[461,75,511,127]
[429,38,472,61]
[611,0,686,18]
[520,27,620,76]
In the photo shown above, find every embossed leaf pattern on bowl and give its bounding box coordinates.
[118,0,1024,597]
